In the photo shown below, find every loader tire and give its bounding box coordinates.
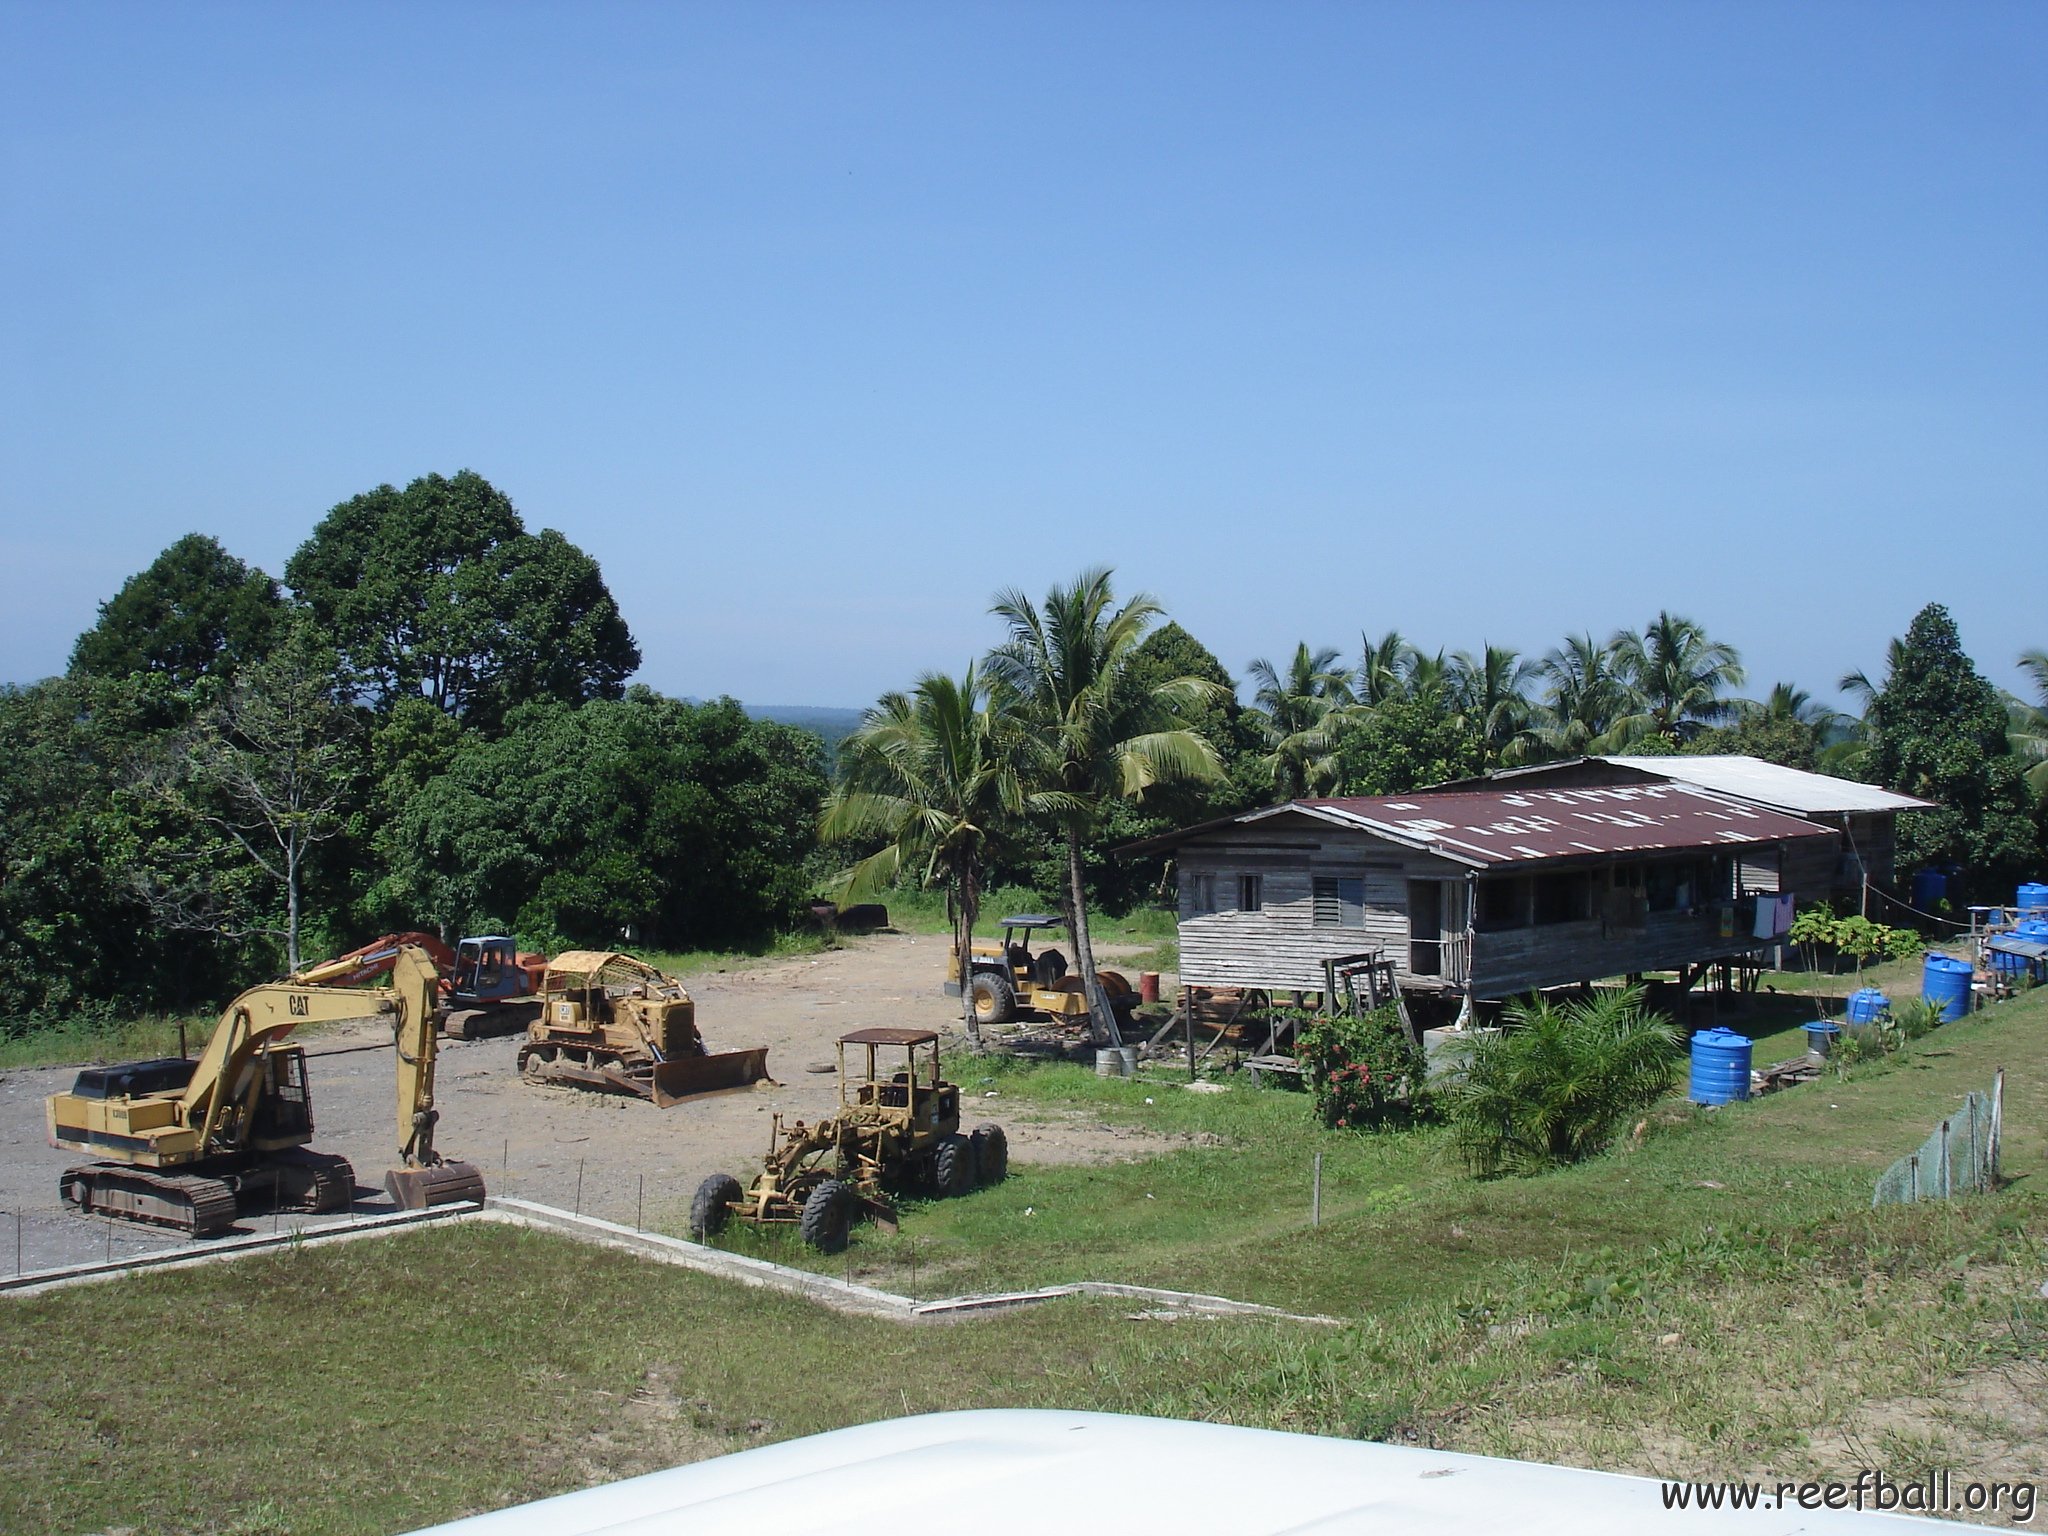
[799,1179,852,1253]
[970,1123,1008,1186]
[934,1134,975,1198]
[689,1173,742,1239]
[968,970,1016,1026]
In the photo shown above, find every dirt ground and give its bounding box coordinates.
[0,933,1183,1275]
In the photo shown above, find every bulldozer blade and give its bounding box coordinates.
[384,1160,487,1211]
[650,1048,773,1107]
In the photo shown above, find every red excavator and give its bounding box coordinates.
[298,931,546,1038]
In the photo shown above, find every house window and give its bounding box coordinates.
[1312,876,1365,928]
[1475,877,1529,932]
[1187,873,1217,916]
[1238,874,1263,913]
[1533,870,1593,925]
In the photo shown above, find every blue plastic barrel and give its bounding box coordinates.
[2016,919,2048,944]
[2018,883,2048,919]
[1804,1021,1841,1058]
[1911,869,1947,910]
[1846,987,1890,1023]
[1921,953,1973,1023]
[1689,1027,1753,1105]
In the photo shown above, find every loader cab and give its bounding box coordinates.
[839,1027,959,1133]
[453,935,541,1003]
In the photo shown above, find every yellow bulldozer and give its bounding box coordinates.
[516,950,771,1106]
[45,944,484,1237]
[944,914,1137,1030]
[688,1026,1005,1252]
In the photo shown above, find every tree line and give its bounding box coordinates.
[0,472,825,1023]
[4,470,2044,1029]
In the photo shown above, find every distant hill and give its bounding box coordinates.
[743,703,865,751]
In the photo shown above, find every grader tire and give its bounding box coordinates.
[934,1134,975,1198]
[689,1173,743,1239]
[969,970,1017,1026]
[970,1123,1008,1186]
[799,1179,853,1253]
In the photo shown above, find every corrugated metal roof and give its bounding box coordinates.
[1291,782,1837,867]
[1598,756,1936,814]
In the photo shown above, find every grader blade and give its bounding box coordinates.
[860,1195,901,1235]
[384,1160,487,1211]
[650,1048,773,1107]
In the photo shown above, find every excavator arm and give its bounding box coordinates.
[382,944,487,1210]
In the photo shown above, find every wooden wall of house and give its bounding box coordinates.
[1468,908,1731,998]
[1174,826,1463,992]
[1737,837,1839,899]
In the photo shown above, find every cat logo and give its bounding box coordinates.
[289,994,310,1017]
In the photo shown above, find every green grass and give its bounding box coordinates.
[881,884,1179,947]
[0,1010,207,1071]
[5,989,2044,1534]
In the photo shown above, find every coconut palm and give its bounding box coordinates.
[1533,631,1628,756]
[987,569,1223,1045]
[1246,642,1355,799]
[1609,612,1745,745]
[2009,649,2048,800]
[1828,640,1910,779]
[1357,629,1414,707]
[820,664,1026,1049]
[1448,644,1540,769]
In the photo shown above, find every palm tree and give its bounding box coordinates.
[1246,642,1355,798]
[987,569,1223,1045]
[1609,612,1745,745]
[1357,630,1414,707]
[1828,640,1910,779]
[2009,649,2048,801]
[1533,631,1627,756]
[820,664,1025,1049]
[1448,644,1540,769]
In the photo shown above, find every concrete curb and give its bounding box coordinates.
[3,1195,1344,1328]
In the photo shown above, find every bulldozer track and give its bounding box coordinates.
[60,1165,242,1237]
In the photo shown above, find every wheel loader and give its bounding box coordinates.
[688,1026,1006,1252]
[44,944,485,1237]
[516,950,771,1106]
[944,914,1138,1029]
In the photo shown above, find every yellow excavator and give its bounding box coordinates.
[45,944,485,1237]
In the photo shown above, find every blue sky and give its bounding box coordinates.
[3,2,2042,708]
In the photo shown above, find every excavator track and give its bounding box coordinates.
[267,1149,358,1214]
[60,1164,241,1237]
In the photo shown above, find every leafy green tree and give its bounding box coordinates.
[1331,689,1481,795]
[1442,986,1678,1176]
[986,569,1222,1044]
[1246,642,1355,798]
[285,470,639,729]
[1865,604,2037,896]
[1609,612,1745,745]
[821,665,1026,1048]
[379,691,825,951]
[69,533,284,693]
[140,623,360,972]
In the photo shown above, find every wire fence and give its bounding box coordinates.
[1872,1071,2004,1207]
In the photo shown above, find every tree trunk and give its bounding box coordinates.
[1066,828,1121,1047]
[285,823,302,975]
[956,864,983,1052]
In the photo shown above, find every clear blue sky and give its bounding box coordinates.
[3,2,2042,708]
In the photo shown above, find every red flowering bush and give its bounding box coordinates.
[1292,1003,1426,1130]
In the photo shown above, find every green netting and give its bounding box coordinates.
[1872,1084,2003,1207]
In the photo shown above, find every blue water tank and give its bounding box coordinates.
[2016,919,2048,944]
[1689,1027,1753,1105]
[1804,1021,1842,1058]
[1846,987,1890,1023]
[1911,869,1947,910]
[2018,883,2048,919]
[1921,953,1973,1022]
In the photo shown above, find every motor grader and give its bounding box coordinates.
[44,944,484,1236]
[944,914,1137,1029]
[517,950,771,1106]
[688,1026,1006,1252]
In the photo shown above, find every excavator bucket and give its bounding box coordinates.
[649,1048,774,1107]
[384,1160,487,1211]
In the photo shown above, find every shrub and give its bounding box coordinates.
[1294,1003,1426,1130]
[1442,985,1679,1177]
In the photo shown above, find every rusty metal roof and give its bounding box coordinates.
[1290,784,1837,866]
